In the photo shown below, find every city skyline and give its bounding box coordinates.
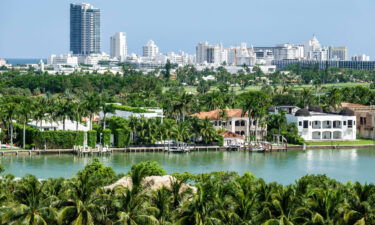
[1,0,375,58]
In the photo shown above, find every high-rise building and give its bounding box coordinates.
[227,43,256,66]
[304,35,328,60]
[328,46,348,61]
[273,44,304,60]
[352,54,370,61]
[110,32,127,60]
[196,42,226,64]
[70,3,101,55]
[142,40,159,57]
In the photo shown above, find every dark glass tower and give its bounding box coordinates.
[70,3,100,55]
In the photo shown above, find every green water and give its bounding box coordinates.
[1,148,375,184]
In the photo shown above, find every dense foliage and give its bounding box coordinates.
[35,131,84,149]
[0,160,374,225]
[1,68,375,148]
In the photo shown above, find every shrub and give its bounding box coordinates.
[13,123,39,149]
[102,129,111,146]
[34,131,84,149]
[87,130,97,148]
[216,135,224,146]
[77,158,116,189]
[130,161,166,177]
[115,129,126,147]
[0,164,4,174]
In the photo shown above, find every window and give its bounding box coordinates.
[299,121,302,126]
[344,121,346,126]
[348,120,353,128]
[360,117,366,125]
[303,120,309,128]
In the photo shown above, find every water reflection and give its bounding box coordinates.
[1,149,375,184]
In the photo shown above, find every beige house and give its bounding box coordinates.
[341,102,375,139]
[191,109,267,139]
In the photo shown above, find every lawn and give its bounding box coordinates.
[305,138,375,146]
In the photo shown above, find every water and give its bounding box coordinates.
[1,148,375,184]
[5,58,47,65]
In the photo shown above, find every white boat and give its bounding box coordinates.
[167,141,190,153]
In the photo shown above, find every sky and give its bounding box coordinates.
[1,0,375,59]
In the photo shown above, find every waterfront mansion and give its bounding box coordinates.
[271,106,356,141]
[191,109,267,139]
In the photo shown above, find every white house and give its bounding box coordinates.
[221,131,245,147]
[272,106,356,141]
[28,119,90,132]
[99,104,163,120]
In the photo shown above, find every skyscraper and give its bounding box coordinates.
[110,32,127,60]
[142,40,159,57]
[70,3,100,55]
[328,46,348,61]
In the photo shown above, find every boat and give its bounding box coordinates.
[166,141,190,153]
[251,147,265,152]
[227,144,241,151]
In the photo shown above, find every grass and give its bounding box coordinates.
[305,138,375,146]
[164,82,370,94]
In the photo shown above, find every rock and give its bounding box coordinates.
[105,175,197,193]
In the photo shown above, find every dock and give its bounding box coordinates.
[0,144,295,156]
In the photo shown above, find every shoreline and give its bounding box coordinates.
[1,144,375,156]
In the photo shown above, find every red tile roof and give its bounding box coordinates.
[220,131,244,139]
[341,102,375,111]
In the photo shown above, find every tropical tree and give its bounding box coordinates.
[82,92,102,130]
[17,97,34,149]
[0,175,58,225]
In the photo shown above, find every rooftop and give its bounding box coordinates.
[341,102,375,111]
[220,131,244,139]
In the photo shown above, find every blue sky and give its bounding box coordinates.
[1,0,375,58]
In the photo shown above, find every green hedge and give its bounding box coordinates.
[115,129,126,147]
[102,129,111,146]
[34,131,84,149]
[87,130,97,148]
[13,123,39,149]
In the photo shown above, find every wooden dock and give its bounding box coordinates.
[0,144,295,156]
[0,146,225,156]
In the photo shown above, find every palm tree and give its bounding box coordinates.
[326,88,342,112]
[151,187,172,225]
[112,188,158,225]
[240,91,270,141]
[0,175,58,225]
[101,104,115,129]
[171,92,193,122]
[199,118,217,144]
[58,175,103,225]
[0,96,22,148]
[82,92,102,130]
[176,182,220,225]
[17,97,34,149]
